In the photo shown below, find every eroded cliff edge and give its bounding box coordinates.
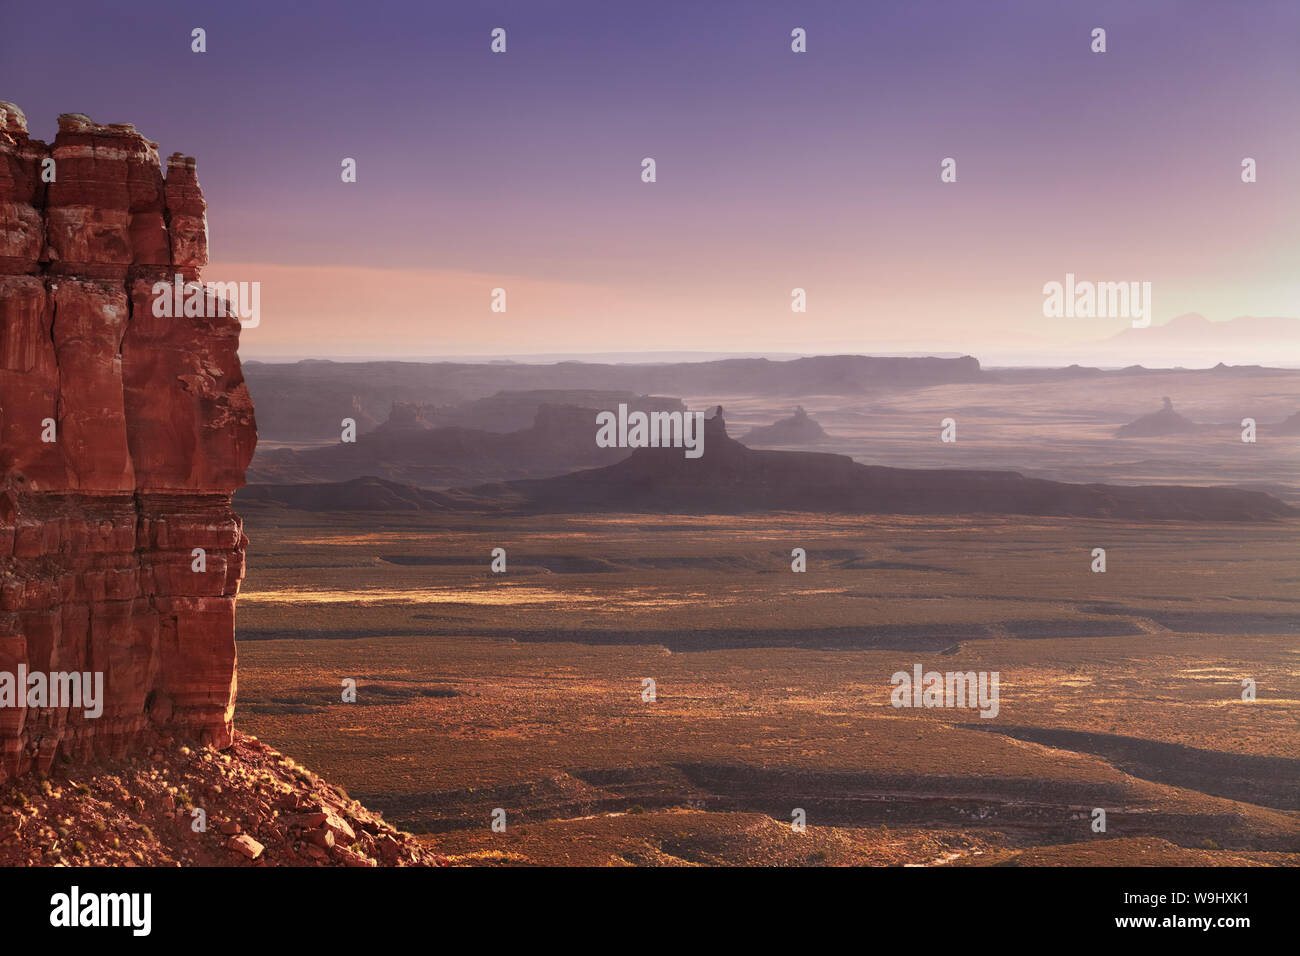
[0,102,256,777]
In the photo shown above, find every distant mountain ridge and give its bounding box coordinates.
[241,409,1296,521]
[244,354,984,442]
[1090,314,1300,368]
[248,402,643,486]
[1104,314,1300,347]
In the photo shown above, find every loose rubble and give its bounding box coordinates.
[0,732,443,867]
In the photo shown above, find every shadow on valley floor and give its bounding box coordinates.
[354,762,1299,852]
[237,618,1145,651]
[1075,605,1299,635]
[242,681,462,716]
[378,551,960,574]
[965,725,1300,810]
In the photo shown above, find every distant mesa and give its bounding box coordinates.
[434,407,1292,520]
[374,401,435,432]
[741,406,828,445]
[248,399,677,486]
[429,389,684,433]
[242,355,984,443]
[347,394,384,434]
[242,427,1295,519]
[1114,398,1300,438]
[1115,397,1202,437]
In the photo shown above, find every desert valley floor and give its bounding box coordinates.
[233,507,1300,866]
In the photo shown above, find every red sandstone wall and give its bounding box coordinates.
[0,103,256,777]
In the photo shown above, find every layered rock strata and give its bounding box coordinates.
[0,103,256,778]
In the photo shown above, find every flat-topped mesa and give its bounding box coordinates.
[0,105,256,780]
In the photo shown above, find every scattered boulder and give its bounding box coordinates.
[227,834,264,860]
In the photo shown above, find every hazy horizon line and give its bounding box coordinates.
[239,350,1300,371]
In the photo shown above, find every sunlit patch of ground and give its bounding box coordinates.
[241,586,610,606]
[960,837,1300,867]
[236,509,1300,865]
[241,583,762,610]
[1175,666,1238,681]
[420,809,999,867]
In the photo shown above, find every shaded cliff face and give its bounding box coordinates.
[0,104,256,778]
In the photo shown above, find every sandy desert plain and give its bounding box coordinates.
[233,367,1300,866]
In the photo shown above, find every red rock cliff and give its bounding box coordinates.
[0,103,256,778]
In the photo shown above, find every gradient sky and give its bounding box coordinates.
[4,0,1298,361]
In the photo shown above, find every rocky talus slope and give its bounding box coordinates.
[0,731,440,866]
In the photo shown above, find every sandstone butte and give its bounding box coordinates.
[0,102,257,779]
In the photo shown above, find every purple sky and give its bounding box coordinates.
[4,0,1298,361]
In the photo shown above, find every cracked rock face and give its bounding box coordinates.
[0,104,257,778]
